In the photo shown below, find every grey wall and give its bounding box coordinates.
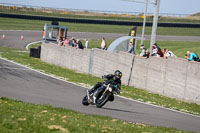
[41,43,91,74]
[41,43,200,104]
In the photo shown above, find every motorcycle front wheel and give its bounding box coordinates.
[96,91,110,108]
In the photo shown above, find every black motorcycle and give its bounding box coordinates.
[82,83,120,108]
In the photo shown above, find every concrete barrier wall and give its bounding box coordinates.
[90,49,134,85]
[185,61,200,103]
[41,43,91,74]
[41,43,200,104]
[164,58,188,99]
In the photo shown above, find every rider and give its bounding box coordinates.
[88,70,122,101]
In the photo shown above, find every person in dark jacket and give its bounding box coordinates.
[88,70,122,101]
[76,39,84,49]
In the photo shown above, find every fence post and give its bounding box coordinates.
[128,55,136,86]
[88,49,94,74]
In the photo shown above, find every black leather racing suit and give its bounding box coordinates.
[89,74,121,101]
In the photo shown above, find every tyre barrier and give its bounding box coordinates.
[30,46,41,58]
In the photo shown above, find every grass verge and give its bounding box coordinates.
[1,17,200,36]
[0,97,191,133]
[0,45,200,116]
[1,6,200,23]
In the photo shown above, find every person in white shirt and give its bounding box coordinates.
[163,49,177,59]
[85,39,89,48]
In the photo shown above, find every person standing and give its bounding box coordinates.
[128,42,135,54]
[85,39,89,48]
[42,28,45,40]
[101,37,107,50]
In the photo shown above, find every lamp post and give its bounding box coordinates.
[121,0,160,52]
[150,0,160,53]
[141,0,148,45]
[121,0,153,46]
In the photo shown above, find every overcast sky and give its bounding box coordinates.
[1,0,200,15]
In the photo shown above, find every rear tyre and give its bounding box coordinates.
[82,95,89,106]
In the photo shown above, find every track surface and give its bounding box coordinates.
[0,58,200,132]
[0,30,200,132]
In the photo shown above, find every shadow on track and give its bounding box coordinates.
[88,106,145,114]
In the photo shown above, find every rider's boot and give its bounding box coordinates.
[87,88,95,101]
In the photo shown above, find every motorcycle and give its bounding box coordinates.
[82,83,120,108]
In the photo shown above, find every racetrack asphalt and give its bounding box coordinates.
[0,30,200,132]
[0,58,200,133]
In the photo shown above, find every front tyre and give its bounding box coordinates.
[82,95,89,106]
[96,92,110,108]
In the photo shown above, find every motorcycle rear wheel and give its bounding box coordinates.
[82,95,89,106]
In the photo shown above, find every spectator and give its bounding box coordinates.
[63,38,70,47]
[151,43,163,57]
[185,51,200,62]
[155,43,163,57]
[57,37,64,46]
[163,49,177,59]
[71,38,76,47]
[42,28,45,40]
[128,42,135,54]
[151,45,158,57]
[144,49,150,58]
[76,39,84,49]
[139,44,149,58]
[101,37,107,50]
[85,39,89,48]
[139,44,146,56]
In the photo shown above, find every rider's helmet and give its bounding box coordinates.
[114,70,122,80]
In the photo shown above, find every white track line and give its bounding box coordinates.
[0,30,41,32]
[25,41,42,50]
[0,66,30,71]
[0,57,200,118]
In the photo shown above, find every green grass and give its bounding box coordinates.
[1,17,200,36]
[1,6,200,24]
[0,97,191,133]
[135,40,200,58]
[0,45,200,116]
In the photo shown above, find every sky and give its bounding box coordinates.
[1,0,200,15]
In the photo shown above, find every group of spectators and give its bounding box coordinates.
[139,43,176,59]
[57,37,89,49]
[57,36,200,63]
[57,37,107,50]
[139,43,200,62]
